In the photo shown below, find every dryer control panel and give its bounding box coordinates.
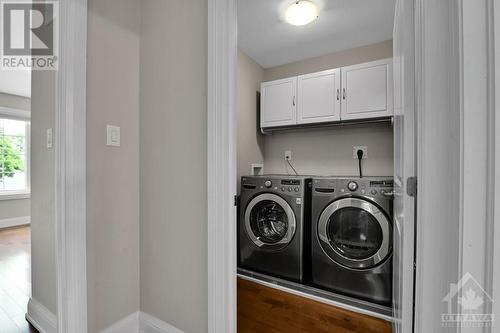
[312,177,393,198]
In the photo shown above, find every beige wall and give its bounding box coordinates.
[139,0,208,332]
[263,124,393,177]
[237,50,265,191]
[0,199,30,220]
[86,0,141,332]
[0,92,30,110]
[264,40,393,81]
[256,41,395,177]
[0,92,31,222]
[30,70,57,314]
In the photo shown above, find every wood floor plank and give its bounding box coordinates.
[11,314,38,333]
[0,307,21,333]
[0,290,24,319]
[0,227,37,333]
[237,277,393,333]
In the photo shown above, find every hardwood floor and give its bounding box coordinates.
[238,277,392,333]
[0,226,38,333]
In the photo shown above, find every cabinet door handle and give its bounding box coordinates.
[337,89,340,101]
[343,88,346,100]
[293,96,296,106]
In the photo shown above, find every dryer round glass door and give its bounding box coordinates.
[317,198,392,269]
[244,193,296,250]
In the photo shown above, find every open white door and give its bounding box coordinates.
[392,0,416,332]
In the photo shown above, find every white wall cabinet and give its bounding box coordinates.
[297,69,341,125]
[260,77,297,128]
[260,58,393,129]
[341,58,393,120]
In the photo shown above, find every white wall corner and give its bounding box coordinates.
[99,311,140,333]
[26,298,57,333]
[139,312,185,333]
[0,216,30,229]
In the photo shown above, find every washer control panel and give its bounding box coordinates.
[241,176,309,197]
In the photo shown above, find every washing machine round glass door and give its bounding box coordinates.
[317,197,392,269]
[244,193,296,250]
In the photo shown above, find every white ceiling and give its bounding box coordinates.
[0,70,31,98]
[238,0,396,68]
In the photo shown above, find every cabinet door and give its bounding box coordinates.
[297,69,341,125]
[261,77,297,128]
[341,58,393,120]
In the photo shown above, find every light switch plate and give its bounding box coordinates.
[46,128,53,149]
[106,125,121,147]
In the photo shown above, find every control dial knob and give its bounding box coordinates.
[264,180,272,188]
[347,181,358,192]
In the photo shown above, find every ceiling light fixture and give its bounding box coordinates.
[285,1,319,26]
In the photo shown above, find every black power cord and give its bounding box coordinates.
[286,159,299,176]
[357,149,364,178]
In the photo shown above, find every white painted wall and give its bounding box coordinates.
[30,69,57,315]
[86,1,141,332]
[139,1,208,332]
[237,50,265,191]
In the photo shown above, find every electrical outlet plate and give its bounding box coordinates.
[284,150,292,161]
[106,125,121,147]
[353,146,368,159]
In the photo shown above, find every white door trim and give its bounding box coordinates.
[207,0,237,332]
[414,0,497,332]
[207,1,498,333]
[459,1,497,333]
[492,0,500,328]
[54,0,88,332]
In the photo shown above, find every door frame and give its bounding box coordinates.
[54,0,88,332]
[207,0,237,332]
[414,0,498,332]
[493,0,500,327]
[207,1,499,333]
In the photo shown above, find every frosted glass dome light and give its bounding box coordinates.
[285,1,319,26]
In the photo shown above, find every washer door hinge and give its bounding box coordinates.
[234,195,239,207]
[407,177,417,197]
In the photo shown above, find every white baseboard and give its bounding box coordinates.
[98,311,185,333]
[0,216,30,229]
[139,312,185,333]
[26,298,57,333]
[100,311,139,333]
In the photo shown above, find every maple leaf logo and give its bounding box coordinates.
[458,288,484,311]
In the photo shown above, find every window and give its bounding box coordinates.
[0,116,30,197]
